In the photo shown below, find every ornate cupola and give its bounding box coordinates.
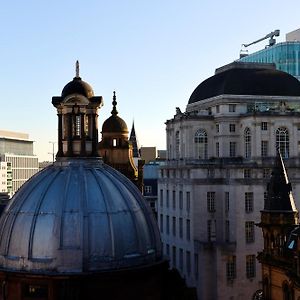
[52,61,103,158]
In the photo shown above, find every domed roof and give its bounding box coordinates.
[61,77,94,99]
[188,62,300,104]
[102,115,128,133]
[0,158,161,274]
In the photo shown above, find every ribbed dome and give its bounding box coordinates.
[61,77,94,99]
[0,158,161,274]
[102,115,129,133]
[189,63,300,104]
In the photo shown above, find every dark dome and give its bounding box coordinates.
[188,64,300,104]
[102,115,128,133]
[61,77,94,99]
[0,159,161,274]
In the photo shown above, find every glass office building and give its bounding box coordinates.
[239,42,300,80]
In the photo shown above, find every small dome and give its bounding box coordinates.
[102,115,128,133]
[0,159,161,274]
[188,63,300,104]
[61,77,94,99]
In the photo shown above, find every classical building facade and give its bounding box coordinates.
[158,61,300,299]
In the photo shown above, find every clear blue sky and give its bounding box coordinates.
[1,0,299,161]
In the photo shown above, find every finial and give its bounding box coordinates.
[111,91,118,116]
[75,60,80,78]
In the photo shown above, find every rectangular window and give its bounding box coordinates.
[160,189,163,207]
[186,251,191,275]
[145,186,152,194]
[244,169,251,178]
[207,192,216,212]
[264,191,268,203]
[263,168,270,179]
[207,220,212,241]
[179,218,183,238]
[229,104,236,112]
[216,124,220,133]
[166,244,170,256]
[245,221,255,243]
[194,253,199,279]
[166,216,170,235]
[166,190,169,208]
[225,220,230,242]
[226,256,236,280]
[186,219,191,241]
[246,255,256,278]
[172,190,176,209]
[179,248,183,271]
[261,140,268,157]
[229,124,236,132]
[225,192,229,213]
[160,214,163,233]
[216,142,220,157]
[172,246,176,267]
[229,142,236,157]
[261,122,268,130]
[179,191,183,210]
[245,192,254,213]
[172,217,176,237]
[186,192,190,212]
[216,105,220,113]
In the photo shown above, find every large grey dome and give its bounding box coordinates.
[0,158,162,274]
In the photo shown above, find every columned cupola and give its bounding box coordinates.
[52,61,103,157]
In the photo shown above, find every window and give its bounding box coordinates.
[145,186,152,194]
[194,129,208,159]
[160,214,164,233]
[172,217,176,236]
[225,192,229,213]
[216,124,220,133]
[261,140,268,157]
[229,104,236,112]
[172,190,176,209]
[207,192,216,212]
[229,124,236,132]
[179,248,183,271]
[245,192,254,213]
[159,189,163,207]
[194,254,199,279]
[179,191,183,209]
[261,122,268,130]
[172,246,176,267]
[246,255,256,278]
[225,220,230,242]
[166,190,169,208]
[186,251,191,275]
[186,219,191,241]
[179,218,183,238]
[244,169,251,178]
[244,128,251,158]
[175,131,180,158]
[186,192,190,212]
[207,220,212,241]
[216,142,220,157]
[245,221,255,243]
[263,168,270,179]
[226,256,236,280]
[23,284,48,298]
[276,127,289,158]
[229,142,236,157]
[216,105,220,113]
[166,216,170,235]
[112,138,117,147]
[75,115,81,136]
[166,244,170,256]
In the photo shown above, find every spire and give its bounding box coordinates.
[111,91,118,116]
[130,121,140,158]
[265,148,297,211]
[75,60,80,78]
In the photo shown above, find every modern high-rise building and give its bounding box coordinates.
[158,61,300,299]
[0,130,39,195]
[239,28,300,81]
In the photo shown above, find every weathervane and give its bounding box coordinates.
[76,60,80,78]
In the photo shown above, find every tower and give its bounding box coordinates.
[258,149,299,299]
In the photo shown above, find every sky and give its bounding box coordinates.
[0,0,300,161]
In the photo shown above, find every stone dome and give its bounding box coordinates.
[0,158,161,274]
[188,62,300,104]
[102,115,129,134]
[61,77,94,99]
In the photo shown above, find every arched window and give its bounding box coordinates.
[276,127,289,158]
[244,128,251,158]
[194,129,208,159]
[175,131,180,158]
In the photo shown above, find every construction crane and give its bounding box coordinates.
[240,29,280,58]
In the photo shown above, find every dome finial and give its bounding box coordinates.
[111,91,118,116]
[75,60,80,78]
